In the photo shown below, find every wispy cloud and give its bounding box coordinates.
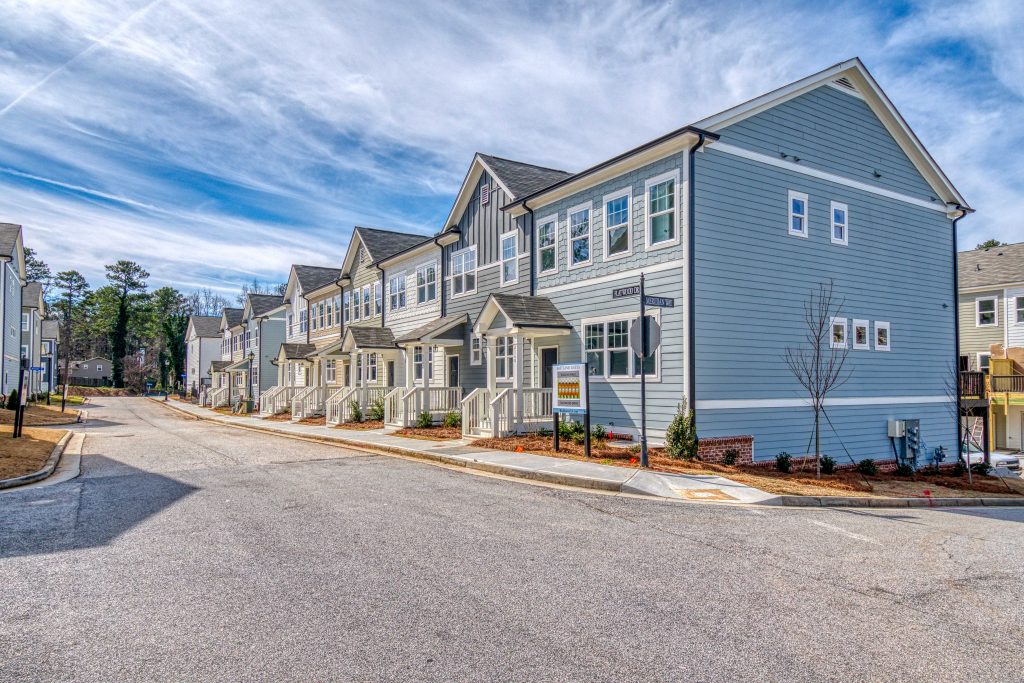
[0,0,1019,295]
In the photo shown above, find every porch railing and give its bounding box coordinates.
[383,387,409,427]
[461,388,491,437]
[959,371,985,398]
[260,386,297,416]
[292,386,326,419]
[339,386,390,423]
[991,374,1024,394]
[461,387,553,438]
[489,388,513,438]
[209,387,230,408]
[959,371,1024,398]
[326,387,354,424]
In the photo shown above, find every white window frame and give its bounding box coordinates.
[373,283,382,316]
[362,285,371,319]
[366,353,378,382]
[978,352,991,373]
[602,188,633,261]
[416,263,437,304]
[852,319,870,350]
[325,359,336,384]
[788,190,809,238]
[830,201,849,246]
[535,214,558,275]
[580,312,662,382]
[1016,296,1024,325]
[645,170,680,250]
[494,336,515,381]
[450,246,477,297]
[567,201,592,270]
[830,316,847,349]
[976,296,997,327]
[342,293,350,324]
[21,313,28,331]
[389,273,406,311]
[413,346,424,381]
[96,363,103,372]
[874,321,890,352]
[470,335,482,366]
[500,231,519,286]
[351,289,360,322]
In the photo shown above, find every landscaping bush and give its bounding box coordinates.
[591,423,607,440]
[558,419,585,440]
[348,398,363,423]
[536,427,552,437]
[722,448,739,466]
[894,462,915,477]
[665,401,696,460]
[775,452,792,473]
[856,458,878,476]
[367,396,385,422]
[819,455,836,475]
[442,411,461,429]
[971,461,993,476]
[416,411,433,429]
[951,461,967,476]
[6,389,17,411]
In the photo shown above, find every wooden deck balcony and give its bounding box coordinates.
[959,371,1024,400]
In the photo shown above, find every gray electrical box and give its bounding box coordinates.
[888,420,905,438]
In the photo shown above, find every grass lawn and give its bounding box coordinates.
[46,393,86,405]
[0,404,81,426]
[0,425,67,480]
[470,434,1024,499]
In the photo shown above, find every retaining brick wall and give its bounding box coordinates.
[697,436,753,464]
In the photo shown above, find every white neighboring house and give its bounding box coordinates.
[0,223,26,395]
[185,315,222,397]
[20,281,44,397]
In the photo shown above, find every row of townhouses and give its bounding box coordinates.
[0,224,60,399]
[187,58,973,463]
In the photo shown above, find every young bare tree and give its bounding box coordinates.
[784,280,850,478]
[943,361,973,483]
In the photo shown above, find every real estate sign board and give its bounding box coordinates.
[552,363,587,415]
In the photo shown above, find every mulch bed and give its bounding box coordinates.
[0,405,80,426]
[334,420,384,430]
[394,426,463,441]
[263,412,293,422]
[297,416,326,426]
[0,426,67,480]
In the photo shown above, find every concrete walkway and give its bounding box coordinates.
[159,400,777,504]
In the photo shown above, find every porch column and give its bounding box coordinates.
[514,335,524,431]
[423,346,432,414]
[404,346,414,391]
[358,351,365,389]
[485,337,497,395]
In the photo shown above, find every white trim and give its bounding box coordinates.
[581,310,662,382]
[499,231,519,286]
[644,169,680,251]
[788,190,809,238]
[470,334,482,366]
[566,201,593,270]
[535,213,559,276]
[450,245,478,298]
[975,296,997,327]
[830,200,849,246]
[824,80,865,100]
[960,282,1024,294]
[697,395,952,410]
[415,261,438,305]
[852,319,869,350]
[601,187,633,261]
[474,261,500,272]
[716,142,948,213]
[388,271,407,311]
[977,352,991,373]
[874,320,890,351]
[829,316,847,349]
[536,258,684,296]
[1013,295,1024,326]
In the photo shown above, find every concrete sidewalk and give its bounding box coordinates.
[158,400,776,505]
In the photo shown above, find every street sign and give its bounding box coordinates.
[552,363,587,415]
[630,316,661,357]
[30,366,44,372]
[612,286,640,299]
[643,295,675,308]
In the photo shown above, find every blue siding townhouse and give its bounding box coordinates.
[464,58,969,463]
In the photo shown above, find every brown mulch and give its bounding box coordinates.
[0,405,80,426]
[263,412,293,422]
[64,386,134,397]
[334,420,384,430]
[0,426,67,480]
[469,434,1024,499]
[394,426,463,441]
[297,416,326,426]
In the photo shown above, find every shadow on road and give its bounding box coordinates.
[0,455,198,559]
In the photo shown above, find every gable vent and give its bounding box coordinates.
[480,183,490,206]
[833,77,856,91]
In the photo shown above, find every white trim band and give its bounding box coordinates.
[537,258,684,296]
[697,395,952,410]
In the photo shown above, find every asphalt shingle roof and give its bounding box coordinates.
[294,265,341,294]
[958,242,1024,289]
[190,315,222,338]
[346,326,397,349]
[248,293,284,317]
[280,343,317,359]
[0,223,20,257]
[395,314,468,344]
[490,294,571,329]
[223,308,244,328]
[209,360,232,372]
[354,227,429,263]
[478,154,571,199]
[41,319,60,341]
[22,281,42,308]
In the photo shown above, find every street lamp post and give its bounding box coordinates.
[247,351,255,412]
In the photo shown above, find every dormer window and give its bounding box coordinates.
[480,183,490,206]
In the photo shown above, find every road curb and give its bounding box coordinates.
[153,399,1024,508]
[0,429,73,490]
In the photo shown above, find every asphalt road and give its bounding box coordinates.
[2,398,1024,682]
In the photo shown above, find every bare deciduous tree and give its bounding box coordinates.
[784,280,850,478]
[943,361,973,483]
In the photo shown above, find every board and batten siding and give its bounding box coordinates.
[694,84,957,460]
[958,290,1003,369]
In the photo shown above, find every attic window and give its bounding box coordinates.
[480,184,490,206]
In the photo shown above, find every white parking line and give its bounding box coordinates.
[808,519,882,545]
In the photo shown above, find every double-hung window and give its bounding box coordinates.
[646,171,678,247]
[874,321,890,351]
[366,353,378,382]
[568,203,591,268]
[470,335,482,366]
[389,273,406,311]
[604,189,631,259]
[853,319,870,350]
[342,293,350,324]
[374,283,382,316]
[584,317,659,379]
[326,299,333,327]
[416,264,437,303]
[451,247,476,296]
[536,216,557,274]
[362,285,371,318]
[1016,296,1024,324]
[319,302,325,329]
[352,289,361,321]
[325,360,336,384]
[500,232,518,285]
[21,313,28,331]
[830,317,848,349]
[788,190,809,237]
[413,346,424,381]
[976,297,996,326]
[494,336,514,380]
[830,201,848,245]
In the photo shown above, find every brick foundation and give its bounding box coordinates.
[697,436,754,464]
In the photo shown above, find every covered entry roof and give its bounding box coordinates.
[395,314,468,345]
[474,294,571,336]
[342,326,398,352]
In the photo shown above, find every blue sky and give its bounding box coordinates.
[0,0,1020,294]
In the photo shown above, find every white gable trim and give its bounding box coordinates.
[442,156,514,232]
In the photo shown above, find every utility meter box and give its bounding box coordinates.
[888,420,906,438]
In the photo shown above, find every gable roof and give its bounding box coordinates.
[22,281,43,308]
[294,265,341,294]
[395,313,469,344]
[340,227,427,276]
[247,293,284,318]
[958,242,1024,289]
[222,308,243,329]
[473,293,572,335]
[277,343,318,360]
[189,315,221,338]
[342,325,397,351]
[0,223,21,257]
[41,319,60,341]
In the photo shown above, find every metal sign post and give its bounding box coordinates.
[639,274,648,467]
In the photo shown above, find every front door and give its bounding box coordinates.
[541,347,558,388]
[448,355,459,388]
[387,361,395,387]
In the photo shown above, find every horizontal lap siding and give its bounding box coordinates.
[722,85,936,200]
[258,317,286,392]
[958,290,1002,366]
[385,249,442,338]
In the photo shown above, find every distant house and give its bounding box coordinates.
[69,357,112,386]
[185,315,222,395]
[0,223,26,395]
[21,281,44,396]
[40,319,59,394]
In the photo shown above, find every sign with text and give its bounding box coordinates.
[552,363,588,414]
[612,286,640,299]
[643,295,675,308]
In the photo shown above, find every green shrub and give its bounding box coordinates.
[894,462,915,477]
[571,431,585,445]
[951,461,967,476]
[7,389,18,411]
[591,423,607,440]
[367,396,385,422]
[971,461,992,476]
[348,398,363,423]
[722,448,739,466]
[416,411,433,429]
[558,419,584,439]
[775,452,792,473]
[536,427,552,437]
[665,401,696,460]
[856,459,877,476]
[819,455,837,475]
[442,411,461,429]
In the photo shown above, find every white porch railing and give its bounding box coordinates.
[209,387,230,408]
[260,386,297,416]
[325,387,354,424]
[384,387,409,427]
[489,388,513,438]
[291,386,326,419]
[461,387,552,438]
[384,386,461,427]
[461,388,491,437]
[520,388,553,428]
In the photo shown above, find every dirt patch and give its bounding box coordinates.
[334,420,384,431]
[394,426,462,441]
[0,426,67,480]
[297,416,326,426]
[470,434,1024,499]
[64,386,134,397]
[0,405,80,426]
[263,412,292,422]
